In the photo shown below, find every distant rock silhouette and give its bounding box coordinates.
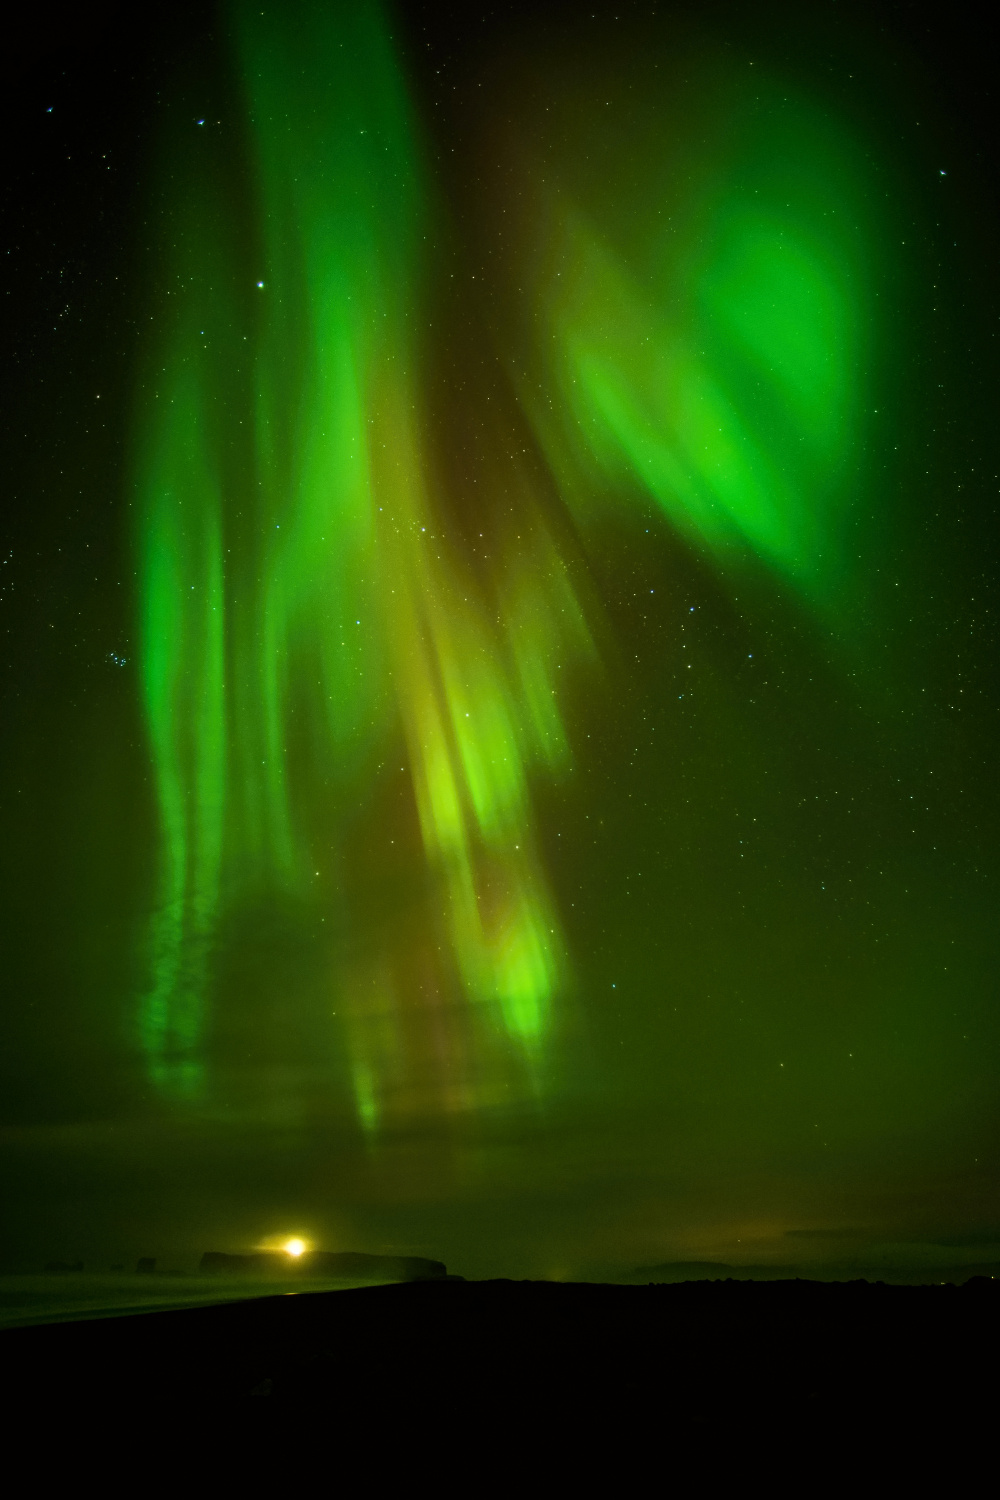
[136,1257,157,1274]
[43,1260,83,1273]
[199,1250,447,1281]
[631,1261,799,1282]
[631,1260,1000,1285]
[631,1261,735,1281]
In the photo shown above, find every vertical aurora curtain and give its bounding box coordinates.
[134,5,875,1117]
[134,0,590,1112]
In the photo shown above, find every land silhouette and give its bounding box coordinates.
[1,1273,995,1429]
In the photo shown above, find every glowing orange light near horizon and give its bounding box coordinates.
[284,1237,306,1258]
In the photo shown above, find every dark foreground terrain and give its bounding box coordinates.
[1,1276,995,1430]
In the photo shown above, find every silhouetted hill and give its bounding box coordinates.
[628,1260,801,1281]
[627,1260,1000,1285]
[631,1260,736,1280]
[1,1276,995,1430]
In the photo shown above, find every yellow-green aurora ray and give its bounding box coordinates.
[134,0,590,1113]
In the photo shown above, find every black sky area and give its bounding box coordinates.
[1,0,998,1282]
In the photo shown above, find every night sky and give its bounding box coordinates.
[1,0,997,1283]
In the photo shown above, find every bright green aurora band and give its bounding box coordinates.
[135,1,876,1124]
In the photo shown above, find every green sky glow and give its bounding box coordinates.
[2,0,995,1285]
[515,76,873,608]
[134,0,593,1118]
[135,10,880,1114]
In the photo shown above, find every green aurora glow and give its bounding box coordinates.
[2,0,996,1283]
[517,82,874,607]
[135,3,880,1120]
[136,1,593,1115]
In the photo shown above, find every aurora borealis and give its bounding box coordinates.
[136,1,592,1114]
[1,0,998,1284]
